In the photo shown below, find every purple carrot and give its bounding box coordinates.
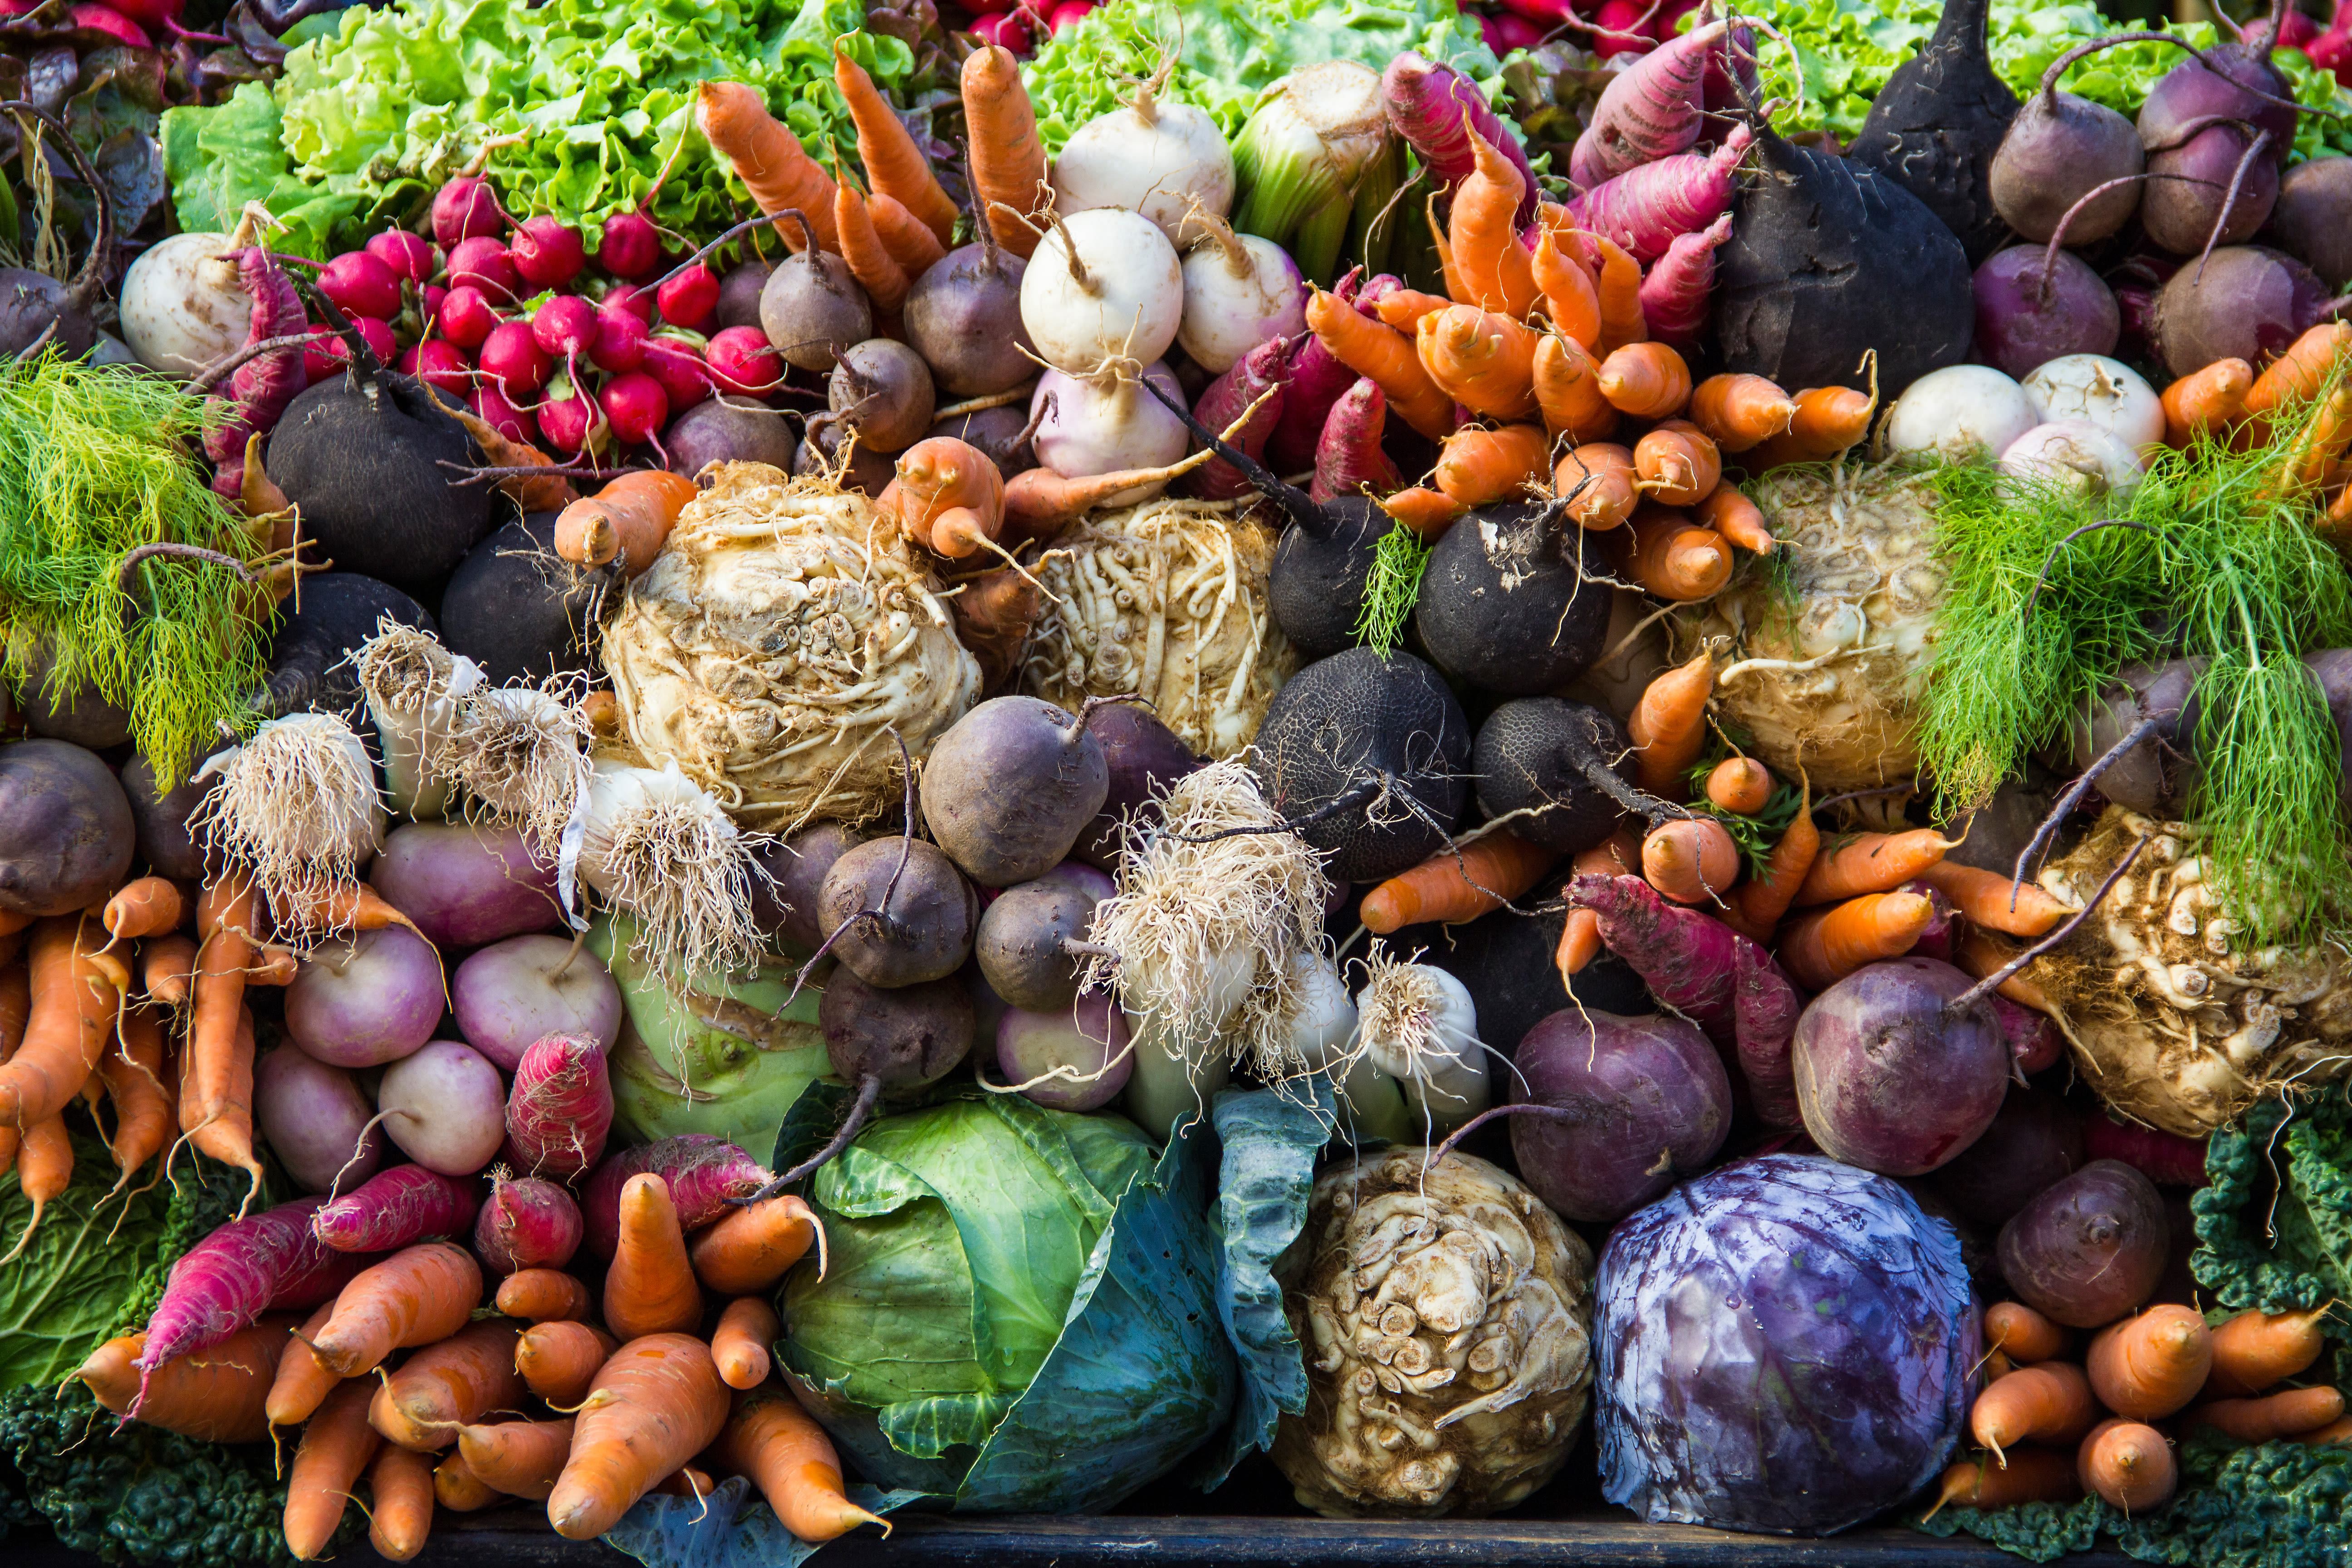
[135,1196,339,1380]
[311,1165,483,1254]
[1732,939,1803,1128]
[1382,53,1540,226]
[581,1135,769,1257]
[1183,334,1294,501]
[201,247,307,500]
[1571,20,1732,190]
[1566,123,1753,265]
[1311,377,1404,503]
[1637,213,1734,347]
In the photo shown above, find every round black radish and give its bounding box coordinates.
[2148,244,2329,376]
[1473,697,1636,855]
[1269,495,1392,659]
[2142,124,2278,256]
[1717,128,1976,397]
[818,967,974,1096]
[828,338,934,454]
[0,739,136,916]
[664,399,799,477]
[716,258,775,332]
[1250,647,1471,884]
[903,240,1035,397]
[1989,86,2145,245]
[1847,0,2019,265]
[929,404,1039,477]
[919,696,1111,888]
[817,836,977,987]
[122,742,231,882]
[1073,703,1202,870]
[1414,500,1613,695]
[796,412,895,495]
[2264,155,2352,289]
[261,572,435,723]
[265,367,494,603]
[760,245,872,373]
[440,514,610,685]
[13,636,132,750]
[975,879,1098,1011]
[750,822,864,953]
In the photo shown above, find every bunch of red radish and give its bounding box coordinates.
[1477,0,1705,59]
[958,0,1097,54]
[304,175,788,462]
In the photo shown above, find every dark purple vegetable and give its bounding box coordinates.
[715,258,775,332]
[0,739,135,917]
[828,338,934,453]
[2064,657,2205,817]
[1973,245,2121,378]
[2148,243,2332,376]
[2303,648,2352,820]
[919,697,1111,888]
[762,967,975,1193]
[439,514,608,685]
[759,216,871,374]
[902,234,1034,397]
[816,837,977,987]
[2141,121,2278,257]
[0,102,108,358]
[261,572,435,723]
[975,868,1111,1011]
[2133,0,2302,172]
[1791,958,2009,1176]
[1988,51,2146,245]
[927,403,1040,477]
[1073,703,1202,871]
[1995,1157,2168,1327]
[14,637,132,750]
[2263,154,2352,288]
[795,409,895,494]
[997,994,1131,1112]
[662,399,798,477]
[749,822,864,952]
[1415,500,1615,695]
[1847,0,2018,265]
[1926,1083,2082,1228]
[122,742,231,882]
[1503,1008,1731,1223]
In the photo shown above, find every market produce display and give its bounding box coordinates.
[2,0,2352,1563]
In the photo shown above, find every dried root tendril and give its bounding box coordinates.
[351,617,456,715]
[580,759,772,979]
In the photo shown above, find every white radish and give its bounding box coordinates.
[1355,951,1489,1140]
[190,713,386,927]
[1177,217,1307,374]
[1030,361,1191,505]
[1019,208,1184,376]
[1999,419,2146,499]
[1882,364,2038,462]
[1050,86,1234,248]
[118,230,253,378]
[2021,354,2166,453]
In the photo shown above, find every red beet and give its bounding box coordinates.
[1508,1008,1732,1222]
[1996,1158,2168,1327]
[473,1174,584,1274]
[1790,957,2009,1176]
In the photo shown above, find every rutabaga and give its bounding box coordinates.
[353,619,484,822]
[191,712,387,927]
[1018,209,1184,377]
[1232,62,1396,283]
[575,756,769,979]
[1050,79,1235,249]
[1352,947,1489,1141]
[1176,218,1306,375]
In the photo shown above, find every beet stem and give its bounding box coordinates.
[2011,713,2160,895]
[1951,832,2150,1014]
[1,102,112,312]
[739,1075,883,1202]
[116,543,262,597]
[1428,1101,1583,1166]
[2030,33,2328,120]
[1137,371,1328,538]
[186,330,315,396]
[2194,127,2273,284]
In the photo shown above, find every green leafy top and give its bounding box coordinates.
[1685,750,1806,879]
[1352,524,1432,659]
[2192,1091,2352,1317]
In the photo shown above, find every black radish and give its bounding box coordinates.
[2264,155,2352,288]
[816,836,977,988]
[1073,702,1202,870]
[1414,499,1613,694]
[13,635,132,750]
[919,696,1111,887]
[1269,496,1394,659]
[1847,0,2019,265]
[1471,698,1637,855]
[1250,647,1471,883]
[903,229,1035,397]
[0,739,135,916]
[440,513,612,684]
[1989,45,2148,245]
[0,102,110,358]
[758,211,871,373]
[260,572,435,721]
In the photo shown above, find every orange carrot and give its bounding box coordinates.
[546,1333,731,1539]
[1002,446,1225,539]
[2088,1305,2212,1420]
[1434,423,1550,507]
[180,995,264,1206]
[1597,341,1691,420]
[0,915,117,1129]
[834,48,958,246]
[1531,229,1602,347]
[77,1320,288,1442]
[266,1299,344,1429]
[367,1443,436,1561]
[867,191,949,280]
[181,877,253,1138]
[1590,235,1646,354]
[554,470,701,578]
[516,1320,619,1408]
[0,911,28,937]
[603,1172,704,1340]
[436,1450,502,1513]
[1955,927,2058,1014]
[284,1378,383,1560]
[1555,441,1637,529]
[690,1196,822,1295]
[833,181,911,316]
[1372,288,1457,333]
[695,82,839,253]
[458,1416,575,1501]
[1417,306,1540,421]
[1427,192,1465,303]
[1926,1449,2081,1515]
[142,934,197,1008]
[2190,1386,2345,1443]
[1557,831,1642,979]
[1985,1302,2069,1365]
[2269,382,2352,497]
[713,1296,781,1391]
[886,436,1009,559]
[495,1267,593,1323]
[1970,1360,2099,1463]
[1694,483,1773,553]
[1794,828,1955,906]
[247,945,298,987]
[2205,1306,2334,1398]
[1916,861,2073,938]
[101,1001,172,1188]
[1754,381,1879,466]
[715,1387,887,1546]
[1779,892,1937,990]
[1689,373,1796,452]
[274,879,427,942]
[1706,758,1774,814]
[1629,652,1714,794]
[5,1112,71,1261]
[1307,288,1455,440]
[2162,357,2254,446]
[2245,322,2352,420]
[2294,1414,2352,1446]
[1642,817,1740,904]
[1635,419,1720,506]
[961,44,1046,258]
[1532,333,1620,442]
[369,1317,526,1451]
[1448,124,1539,318]
[309,1242,482,1378]
[1362,832,1560,934]
[1378,485,1467,538]
[103,878,186,944]
[1621,505,1731,601]
[2078,1419,2175,1513]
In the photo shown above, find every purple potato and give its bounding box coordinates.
[451,934,624,1072]
[372,821,563,947]
[1996,1158,2168,1328]
[1510,1008,1732,1223]
[285,925,446,1068]
[1791,957,2009,1176]
[998,994,1132,1112]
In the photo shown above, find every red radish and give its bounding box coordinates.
[439,284,500,350]
[1573,19,1729,188]
[1592,0,1656,58]
[532,294,599,362]
[538,377,606,456]
[471,384,538,446]
[705,325,782,397]
[67,4,152,49]
[303,318,397,385]
[600,371,670,448]
[593,210,663,280]
[1483,11,1546,52]
[447,236,520,302]
[313,1165,483,1254]
[480,319,552,399]
[504,1032,614,1180]
[409,338,475,396]
[1309,377,1402,504]
[1566,124,1754,265]
[641,334,714,413]
[604,282,657,327]
[1047,0,1094,31]
[580,1136,771,1257]
[97,0,181,26]
[970,10,1032,50]
[656,263,720,331]
[366,230,439,287]
[134,1196,346,1382]
[1651,0,1703,43]
[473,1174,583,1274]
[589,306,647,373]
[434,175,507,245]
[319,250,402,321]
[421,283,449,325]
[511,216,587,291]
[1638,212,1735,346]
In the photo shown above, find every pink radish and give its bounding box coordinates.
[1046,0,1094,31]
[366,230,439,286]
[1266,284,1367,472]
[303,317,396,385]
[1573,19,1730,188]
[409,337,474,396]
[705,325,782,397]
[600,371,670,448]
[1309,377,1402,504]
[590,306,647,372]
[135,1196,346,1379]
[532,294,598,361]
[480,319,552,399]
[1565,123,1753,265]
[581,1136,770,1257]
[439,284,500,350]
[434,175,507,245]
[471,383,538,446]
[538,378,606,455]
[1380,54,1540,225]
[67,5,152,50]
[604,282,657,326]
[641,334,714,414]
[473,1174,583,1274]
[314,1165,483,1253]
[1567,872,1751,1046]
[511,216,586,290]
[447,236,519,302]
[657,264,720,331]
[1185,333,1291,501]
[504,1032,614,1180]
[593,210,663,280]
[1638,212,1735,346]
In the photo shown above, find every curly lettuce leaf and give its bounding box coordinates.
[159,80,359,258]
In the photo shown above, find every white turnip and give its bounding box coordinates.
[1176,219,1305,374]
[1029,363,1189,505]
[286,926,447,1069]
[1051,86,1234,247]
[1999,419,2145,498]
[452,935,624,1073]
[1019,209,1183,376]
[119,227,252,377]
[379,1040,509,1177]
[2019,354,2165,452]
[1882,363,2038,461]
[255,1047,382,1193]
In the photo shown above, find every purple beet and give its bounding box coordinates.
[1507,1008,1732,1223]
[1989,46,2146,244]
[2262,153,2352,289]
[1973,245,2122,377]
[2148,243,2332,376]
[2141,122,2279,257]
[1072,702,1203,871]
[1927,1084,2083,1229]
[1790,957,2009,1177]
[2134,0,2302,171]
[1996,1158,2168,1328]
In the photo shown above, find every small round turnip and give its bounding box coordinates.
[286,925,446,1068]
[998,994,1131,1112]
[829,338,935,452]
[1996,1158,2168,1328]
[976,874,1103,1010]
[255,1046,382,1193]
[759,230,870,372]
[371,821,562,948]
[817,836,977,986]
[451,934,624,1072]
[920,696,1112,887]
[378,1039,509,1176]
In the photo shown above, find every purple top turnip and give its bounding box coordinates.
[451,934,623,1072]
[998,994,1131,1112]
[255,1047,382,1194]
[378,1040,509,1176]
[285,925,446,1069]
[370,821,562,948]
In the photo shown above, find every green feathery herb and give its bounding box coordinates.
[1685,750,1805,878]
[1353,525,1432,657]
[0,355,267,788]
